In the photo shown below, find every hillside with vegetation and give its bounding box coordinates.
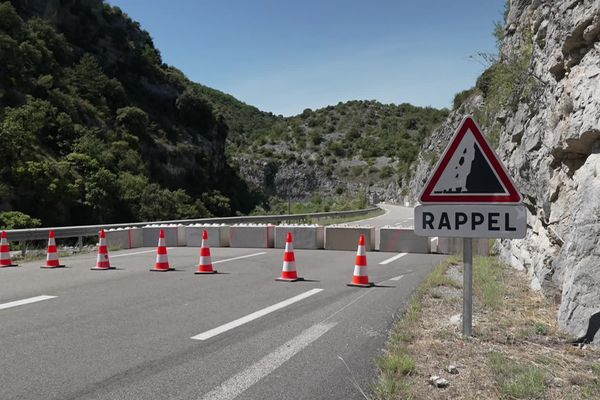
[0,0,280,227]
[0,0,449,228]
[231,100,448,203]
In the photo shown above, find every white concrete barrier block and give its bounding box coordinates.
[430,237,439,253]
[229,224,275,248]
[142,224,186,247]
[186,224,230,247]
[274,225,324,249]
[436,237,490,256]
[325,225,375,251]
[378,227,430,253]
[105,227,143,250]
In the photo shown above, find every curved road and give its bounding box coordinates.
[0,205,443,400]
[355,203,414,228]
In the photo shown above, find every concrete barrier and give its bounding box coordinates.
[229,224,275,248]
[274,225,324,249]
[186,224,230,247]
[430,237,438,254]
[378,227,430,253]
[105,227,143,249]
[142,224,186,247]
[434,237,490,256]
[325,225,375,251]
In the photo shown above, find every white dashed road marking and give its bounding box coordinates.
[191,288,324,341]
[0,295,57,311]
[198,322,336,400]
[379,253,408,265]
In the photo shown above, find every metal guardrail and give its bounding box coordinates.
[4,207,381,242]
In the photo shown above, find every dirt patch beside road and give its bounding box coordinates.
[373,256,600,399]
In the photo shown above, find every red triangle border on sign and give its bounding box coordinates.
[419,117,522,204]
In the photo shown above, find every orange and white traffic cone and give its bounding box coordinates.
[195,230,217,274]
[150,229,173,271]
[276,232,303,282]
[347,234,373,287]
[0,231,18,267]
[41,230,65,269]
[91,229,114,270]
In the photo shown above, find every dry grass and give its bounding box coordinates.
[373,256,600,399]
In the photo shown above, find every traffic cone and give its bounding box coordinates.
[150,229,174,271]
[195,230,217,274]
[0,231,18,267]
[276,232,303,282]
[91,229,114,270]
[41,230,65,269]
[347,234,373,287]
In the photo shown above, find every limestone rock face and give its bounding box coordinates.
[409,0,600,343]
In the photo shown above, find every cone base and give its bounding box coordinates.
[150,267,175,272]
[41,265,65,269]
[346,282,374,288]
[276,277,304,282]
[0,263,19,268]
[91,266,115,270]
[194,269,218,274]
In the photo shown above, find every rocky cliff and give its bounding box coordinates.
[408,0,600,343]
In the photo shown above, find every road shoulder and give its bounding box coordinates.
[373,256,600,399]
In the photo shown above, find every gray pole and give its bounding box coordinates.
[463,237,473,337]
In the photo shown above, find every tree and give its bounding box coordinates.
[0,211,41,229]
[116,106,149,137]
[0,2,22,36]
[201,190,231,216]
[176,88,216,132]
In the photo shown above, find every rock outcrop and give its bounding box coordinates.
[408,0,600,343]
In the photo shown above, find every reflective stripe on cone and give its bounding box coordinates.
[195,230,217,274]
[347,234,373,287]
[150,229,174,271]
[91,229,114,270]
[276,232,303,282]
[0,231,18,267]
[41,230,65,269]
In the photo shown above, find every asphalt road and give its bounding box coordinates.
[358,203,414,228]
[0,204,444,400]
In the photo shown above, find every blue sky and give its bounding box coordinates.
[108,0,505,116]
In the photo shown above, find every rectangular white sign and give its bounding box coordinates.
[414,204,527,239]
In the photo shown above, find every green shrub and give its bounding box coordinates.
[452,87,479,110]
[0,211,41,229]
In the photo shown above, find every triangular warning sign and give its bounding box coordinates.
[419,117,522,204]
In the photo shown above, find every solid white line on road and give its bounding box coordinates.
[212,252,266,265]
[0,295,57,311]
[110,249,171,258]
[191,288,324,341]
[321,289,375,324]
[389,275,405,281]
[379,253,408,265]
[198,322,336,400]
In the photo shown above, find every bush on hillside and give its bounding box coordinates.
[0,211,41,229]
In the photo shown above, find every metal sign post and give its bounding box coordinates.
[462,238,473,337]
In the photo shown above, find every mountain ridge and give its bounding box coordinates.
[1,0,449,227]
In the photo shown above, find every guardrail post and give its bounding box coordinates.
[20,240,26,257]
[77,236,83,252]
